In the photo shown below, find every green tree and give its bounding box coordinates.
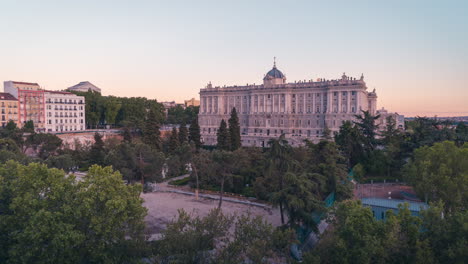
[189,117,201,149]
[168,127,180,153]
[4,120,17,131]
[273,172,326,230]
[104,96,121,127]
[212,150,235,208]
[309,200,386,264]
[228,108,241,151]
[0,162,147,264]
[155,208,296,264]
[46,154,75,172]
[156,209,233,263]
[354,110,380,151]
[134,143,165,185]
[89,132,105,165]
[216,119,230,151]
[335,120,364,168]
[403,141,467,212]
[178,122,188,144]
[420,202,467,263]
[22,120,35,133]
[166,155,182,178]
[306,140,353,200]
[104,142,137,181]
[0,139,26,163]
[455,122,468,146]
[142,108,162,150]
[260,135,292,224]
[381,116,405,178]
[122,126,132,142]
[24,133,63,159]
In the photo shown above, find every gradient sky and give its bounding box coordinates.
[1,0,467,116]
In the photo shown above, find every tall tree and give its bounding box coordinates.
[216,119,230,151]
[134,143,165,185]
[178,122,188,144]
[142,108,162,150]
[354,110,380,151]
[228,107,241,151]
[168,127,180,153]
[104,96,121,127]
[264,135,292,224]
[122,127,132,142]
[89,132,105,165]
[189,117,201,149]
[381,116,405,178]
[306,140,353,200]
[272,171,326,230]
[334,121,363,168]
[212,150,235,209]
[455,122,468,146]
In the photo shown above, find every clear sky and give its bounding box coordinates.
[0,0,467,116]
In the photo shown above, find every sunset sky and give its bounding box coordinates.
[0,0,466,117]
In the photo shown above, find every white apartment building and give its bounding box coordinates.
[199,62,403,147]
[44,90,86,132]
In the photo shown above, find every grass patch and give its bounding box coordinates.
[168,177,190,186]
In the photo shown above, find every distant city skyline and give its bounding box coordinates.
[1,0,467,117]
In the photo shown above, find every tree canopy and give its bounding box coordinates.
[0,162,147,264]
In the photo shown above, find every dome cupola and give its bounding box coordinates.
[263,58,286,86]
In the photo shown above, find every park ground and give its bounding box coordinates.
[141,176,283,240]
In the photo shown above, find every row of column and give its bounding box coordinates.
[201,91,361,115]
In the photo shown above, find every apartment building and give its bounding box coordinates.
[0,93,19,127]
[44,90,86,132]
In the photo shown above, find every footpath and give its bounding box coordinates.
[154,174,269,209]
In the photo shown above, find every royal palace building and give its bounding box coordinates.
[198,62,403,147]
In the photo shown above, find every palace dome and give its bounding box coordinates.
[263,66,285,80]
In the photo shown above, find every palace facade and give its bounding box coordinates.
[198,63,403,147]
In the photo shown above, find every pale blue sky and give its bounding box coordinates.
[0,0,467,116]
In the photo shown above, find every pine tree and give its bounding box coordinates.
[228,108,241,151]
[122,127,132,143]
[169,127,180,153]
[354,110,380,151]
[89,132,105,165]
[189,118,201,149]
[322,124,332,141]
[216,119,230,151]
[143,109,161,150]
[178,122,188,144]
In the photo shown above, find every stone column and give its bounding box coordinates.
[347,92,351,113]
[312,93,315,113]
[302,93,307,114]
[356,91,360,112]
[337,91,341,113]
[263,95,266,113]
[320,93,327,113]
